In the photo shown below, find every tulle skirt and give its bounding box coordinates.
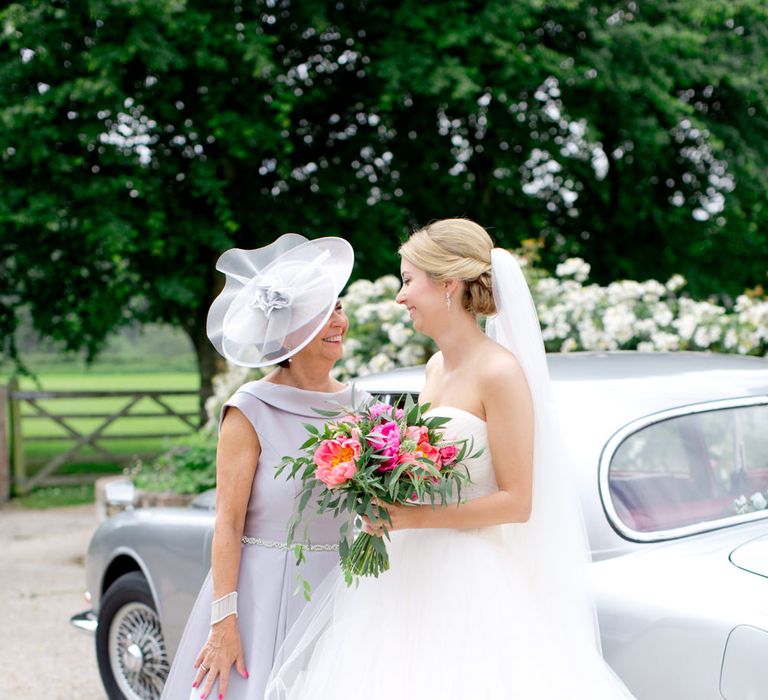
[266,526,636,699]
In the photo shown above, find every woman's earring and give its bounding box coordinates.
[445,292,452,312]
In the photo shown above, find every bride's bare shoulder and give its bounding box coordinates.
[425,351,444,377]
[477,342,527,391]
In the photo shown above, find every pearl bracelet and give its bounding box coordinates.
[211,591,238,626]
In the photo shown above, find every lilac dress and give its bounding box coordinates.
[161,381,369,700]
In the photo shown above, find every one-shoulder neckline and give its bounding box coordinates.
[424,405,487,424]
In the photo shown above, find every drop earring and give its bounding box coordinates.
[445,292,452,312]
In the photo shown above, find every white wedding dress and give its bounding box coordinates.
[265,406,636,699]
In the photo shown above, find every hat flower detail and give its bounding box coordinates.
[249,284,293,318]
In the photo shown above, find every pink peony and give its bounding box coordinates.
[439,444,458,466]
[313,437,361,487]
[367,421,401,471]
[367,420,400,447]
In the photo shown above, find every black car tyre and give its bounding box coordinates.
[96,571,170,700]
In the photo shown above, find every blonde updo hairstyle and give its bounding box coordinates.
[399,218,496,316]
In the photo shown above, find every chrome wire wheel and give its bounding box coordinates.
[108,601,169,700]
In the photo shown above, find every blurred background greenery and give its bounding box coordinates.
[1,0,766,503]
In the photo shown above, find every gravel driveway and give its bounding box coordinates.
[0,502,106,699]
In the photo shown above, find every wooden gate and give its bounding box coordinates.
[0,378,202,498]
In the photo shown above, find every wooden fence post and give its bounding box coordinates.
[7,377,26,494]
[0,384,9,502]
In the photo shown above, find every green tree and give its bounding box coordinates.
[2,0,766,411]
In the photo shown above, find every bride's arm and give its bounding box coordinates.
[388,354,534,530]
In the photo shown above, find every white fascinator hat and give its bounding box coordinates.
[206,233,354,368]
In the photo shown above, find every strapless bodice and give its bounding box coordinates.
[425,406,498,501]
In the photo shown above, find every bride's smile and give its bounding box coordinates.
[396,258,454,334]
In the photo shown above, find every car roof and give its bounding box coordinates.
[354,351,768,438]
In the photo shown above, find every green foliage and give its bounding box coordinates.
[128,432,217,495]
[2,0,767,395]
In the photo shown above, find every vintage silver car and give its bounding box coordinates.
[73,352,768,700]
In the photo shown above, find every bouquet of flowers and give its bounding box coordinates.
[277,395,478,588]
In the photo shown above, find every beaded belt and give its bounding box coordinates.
[241,535,339,552]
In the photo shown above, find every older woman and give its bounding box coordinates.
[161,234,368,700]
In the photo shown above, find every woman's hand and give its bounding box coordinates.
[361,501,420,536]
[193,616,248,699]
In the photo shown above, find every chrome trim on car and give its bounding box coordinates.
[599,395,768,543]
[70,609,98,634]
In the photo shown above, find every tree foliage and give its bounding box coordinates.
[1,0,766,403]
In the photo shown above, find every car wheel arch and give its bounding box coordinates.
[100,549,163,619]
[102,554,142,595]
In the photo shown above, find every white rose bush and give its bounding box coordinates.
[204,257,767,426]
[532,257,768,356]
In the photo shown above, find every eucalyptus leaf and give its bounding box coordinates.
[312,407,344,417]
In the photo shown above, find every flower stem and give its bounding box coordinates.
[340,532,390,584]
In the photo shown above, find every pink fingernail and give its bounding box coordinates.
[192,681,197,688]
[242,670,249,679]
[219,694,224,700]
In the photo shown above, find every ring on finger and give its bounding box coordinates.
[200,663,209,672]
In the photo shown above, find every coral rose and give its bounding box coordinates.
[398,434,442,473]
[313,437,361,487]
[416,441,442,468]
[404,425,430,445]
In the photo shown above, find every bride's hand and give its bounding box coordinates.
[193,615,248,699]
[361,501,419,535]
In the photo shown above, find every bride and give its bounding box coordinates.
[266,219,636,699]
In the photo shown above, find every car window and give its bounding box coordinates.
[608,403,768,534]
